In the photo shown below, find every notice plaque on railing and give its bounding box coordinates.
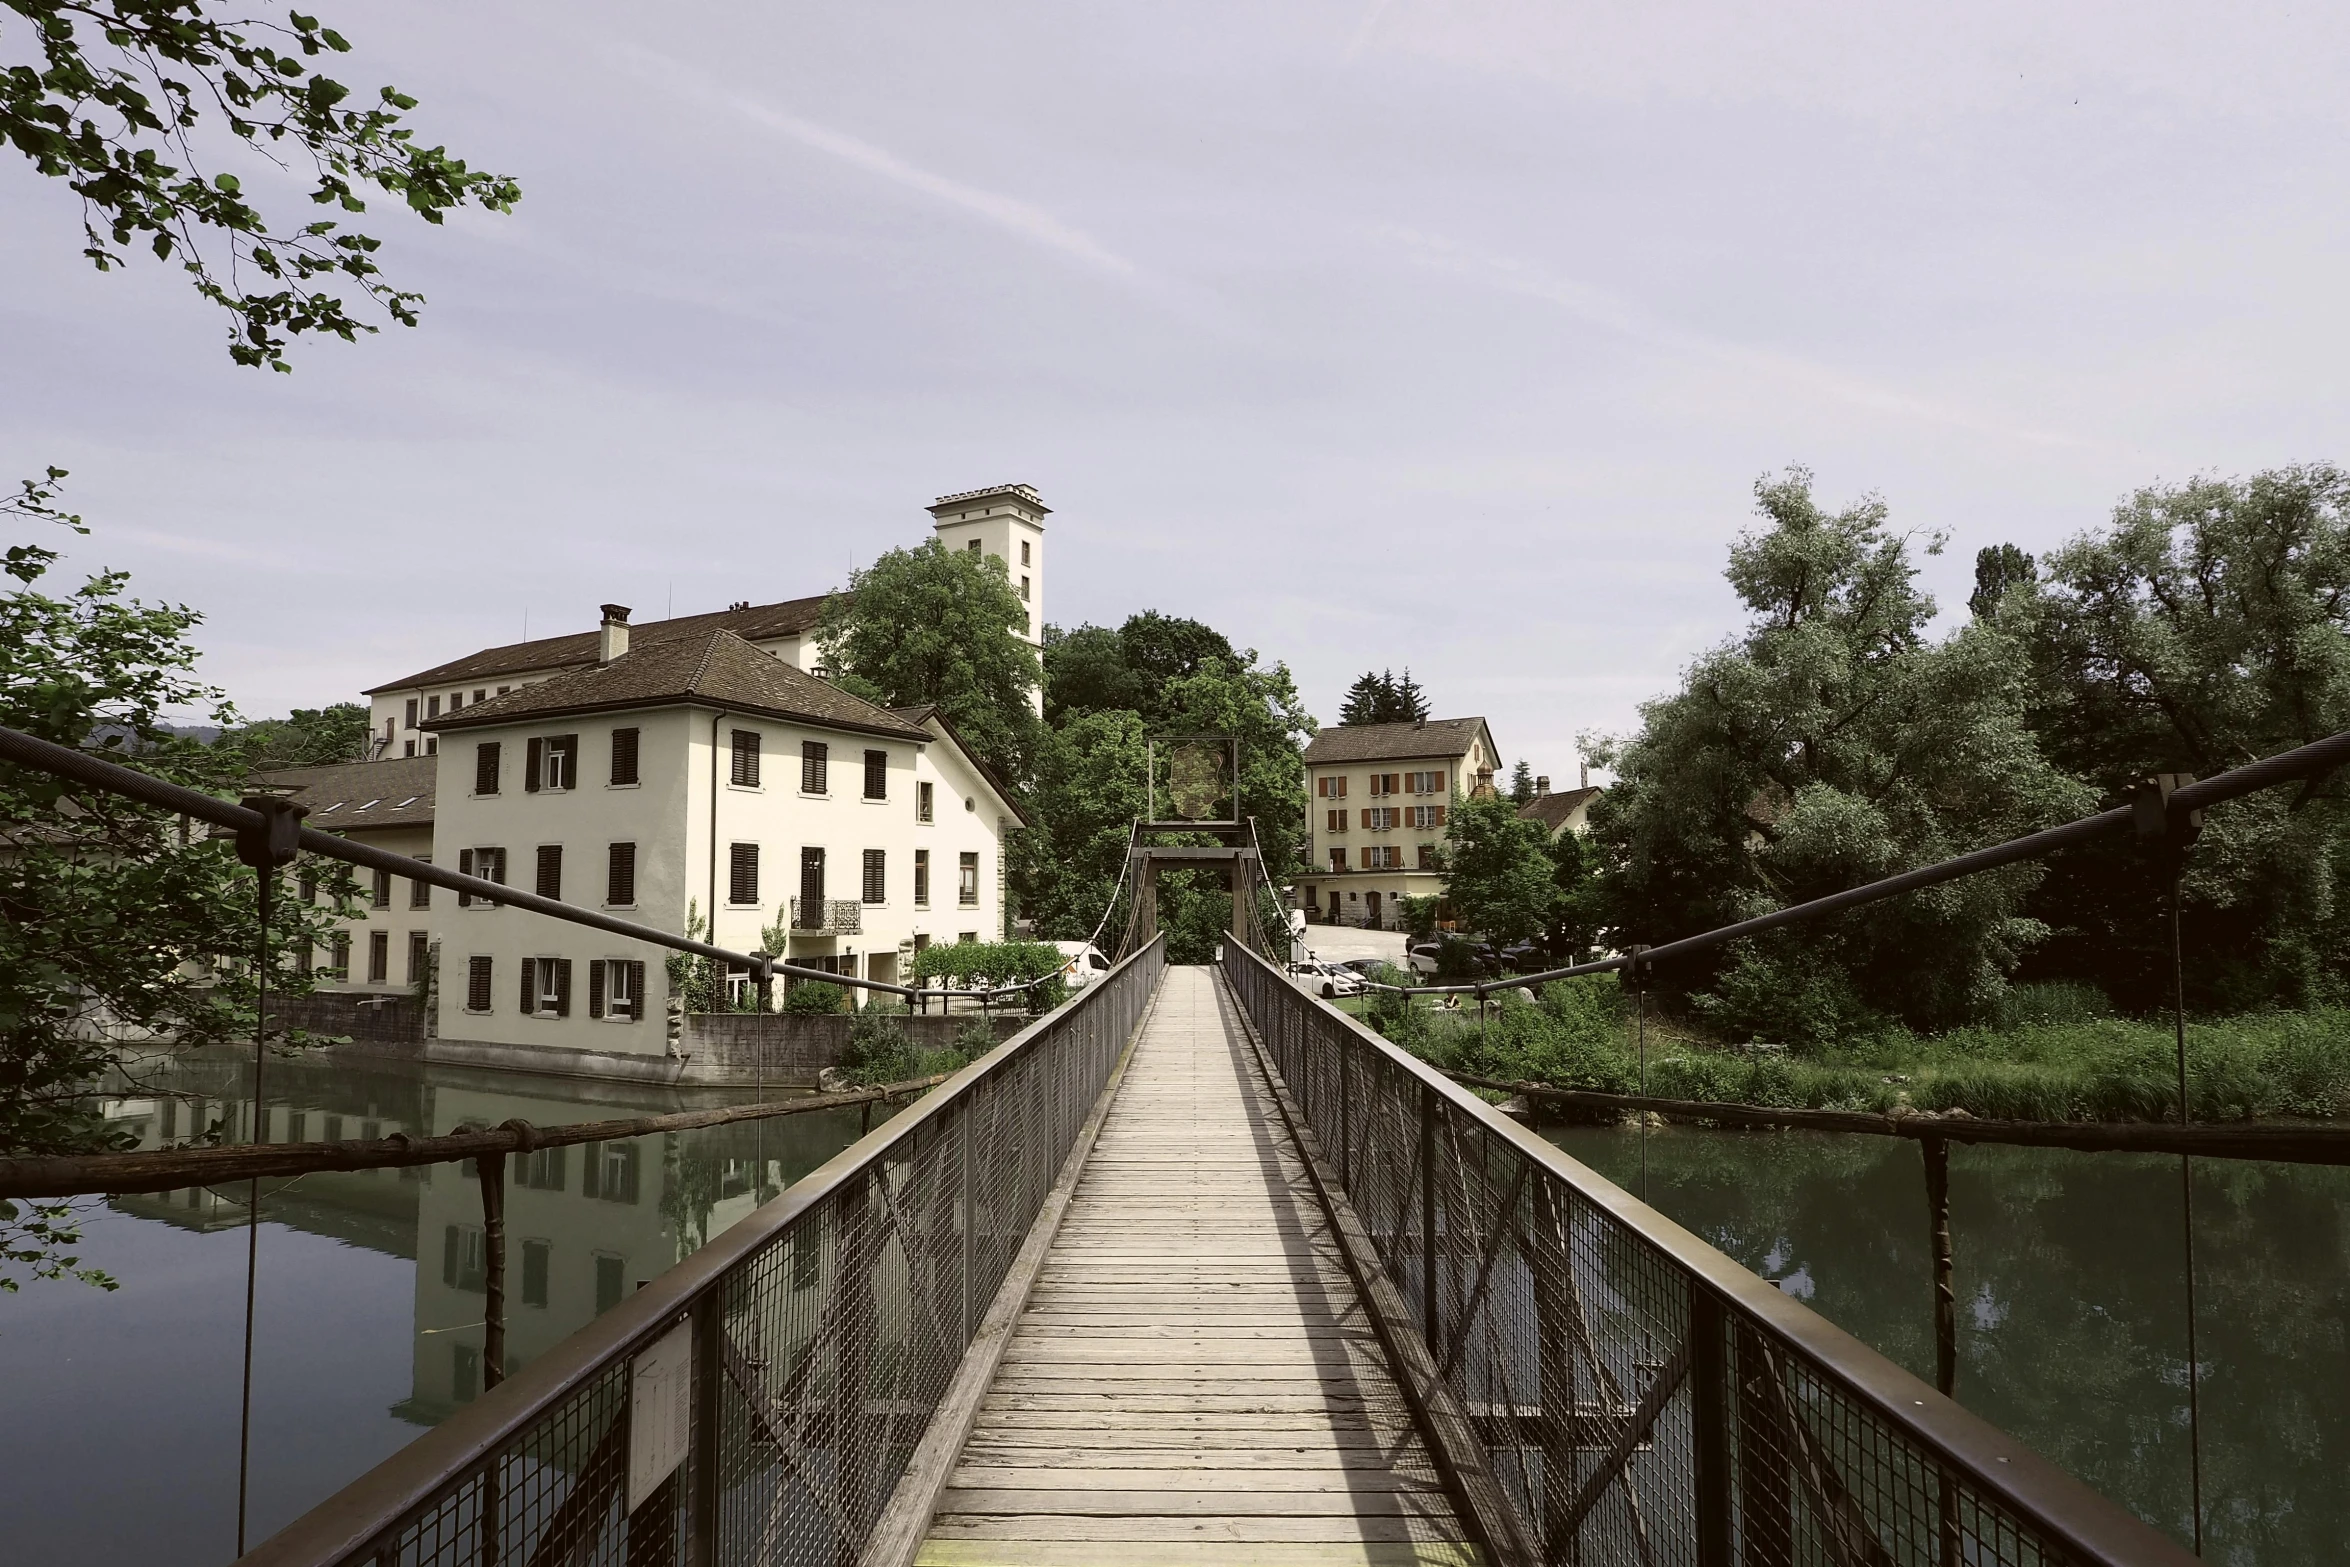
[628,1319,693,1512]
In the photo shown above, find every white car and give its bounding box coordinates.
[1289,959,1365,1000]
[1055,941,1112,991]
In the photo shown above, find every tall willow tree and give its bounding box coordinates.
[1588,469,2087,1039]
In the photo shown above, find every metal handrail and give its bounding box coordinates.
[1221,938,2198,1566]
[240,930,1166,1566]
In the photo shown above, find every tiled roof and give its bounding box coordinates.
[366,595,832,694]
[251,754,438,829]
[1302,718,1490,766]
[1520,787,1601,833]
[421,630,931,742]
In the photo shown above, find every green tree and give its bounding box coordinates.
[818,538,1041,781]
[1044,612,1236,726]
[1013,708,1148,940]
[1439,789,1560,942]
[1970,543,2037,621]
[1336,668,1428,726]
[1586,469,2088,1035]
[1507,758,1537,804]
[2,0,520,369]
[223,700,369,768]
[2,474,346,1283]
[2020,465,2350,1008]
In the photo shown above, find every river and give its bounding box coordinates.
[1542,1118,2350,1565]
[0,1046,868,1566]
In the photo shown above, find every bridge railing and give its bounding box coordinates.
[244,932,1164,1567]
[1220,937,2194,1567]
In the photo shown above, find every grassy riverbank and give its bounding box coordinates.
[1346,979,2350,1123]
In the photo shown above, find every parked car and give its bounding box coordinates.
[1498,941,1546,973]
[1288,959,1364,1000]
[1054,941,1112,991]
[1336,958,1391,981]
[1407,941,1444,977]
[1409,938,1502,979]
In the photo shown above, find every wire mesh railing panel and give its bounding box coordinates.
[259,937,1162,1567]
[1220,940,2140,1567]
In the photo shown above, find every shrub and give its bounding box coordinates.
[783,981,847,1016]
[913,940,1069,1012]
[838,1009,918,1085]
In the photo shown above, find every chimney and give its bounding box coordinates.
[1535,775,1549,795]
[598,604,631,663]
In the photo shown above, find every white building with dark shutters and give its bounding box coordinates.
[281,484,1044,1075]
[419,621,1022,1063]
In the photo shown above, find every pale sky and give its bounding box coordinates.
[7,1,2347,780]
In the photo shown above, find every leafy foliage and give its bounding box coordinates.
[817,538,1039,782]
[2,472,344,1283]
[1507,759,1536,804]
[2020,465,2350,1010]
[1336,668,1428,726]
[1969,543,2036,620]
[2,0,519,368]
[911,939,1067,1010]
[221,699,368,768]
[1438,789,1560,942]
[781,980,845,1016]
[1585,468,2090,1035]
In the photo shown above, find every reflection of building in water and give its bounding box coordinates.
[94,1045,864,1429]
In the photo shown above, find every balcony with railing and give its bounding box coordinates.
[790,897,861,934]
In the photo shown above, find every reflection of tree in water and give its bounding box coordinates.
[1545,1122,2350,1562]
[661,1134,723,1256]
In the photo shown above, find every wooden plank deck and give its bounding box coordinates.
[915,966,1477,1567]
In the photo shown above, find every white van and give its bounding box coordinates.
[1054,941,1113,992]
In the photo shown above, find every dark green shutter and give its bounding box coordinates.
[589,960,606,1019]
[519,957,536,1015]
[554,959,573,1018]
[525,737,543,792]
[627,962,646,1022]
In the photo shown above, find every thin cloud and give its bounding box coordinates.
[1383,226,2092,451]
[615,44,1142,283]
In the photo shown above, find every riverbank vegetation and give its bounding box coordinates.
[1357,977,2350,1124]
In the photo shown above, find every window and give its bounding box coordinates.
[1417,844,1439,870]
[448,692,462,711]
[458,847,506,906]
[801,741,828,794]
[521,1240,551,1308]
[1408,804,1446,830]
[1368,773,1400,797]
[409,931,430,986]
[610,727,640,786]
[1326,809,1347,834]
[1409,770,1446,794]
[367,931,389,983]
[381,717,394,747]
[467,955,493,1011]
[1021,539,1031,566]
[607,842,636,906]
[914,849,930,907]
[967,539,982,554]
[863,749,887,800]
[1362,807,1399,831]
[410,858,432,909]
[1316,776,1348,799]
[584,1144,640,1204]
[329,934,350,977]
[498,685,511,696]
[518,1146,566,1191]
[917,781,934,822]
[862,849,886,905]
[404,741,416,758]
[729,843,759,905]
[590,959,647,1021]
[1020,575,1030,601]
[594,1253,626,1314]
[519,957,573,1017]
[426,694,441,720]
[958,931,978,944]
[404,698,419,730]
[371,867,392,908]
[1330,848,1347,872]
[425,736,437,755]
[730,730,760,787]
[525,734,579,792]
[1365,845,1402,870]
[958,852,979,907]
[444,1224,486,1292]
[800,846,825,909]
[475,742,501,795]
[536,845,563,900]
[299,869,317,903]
